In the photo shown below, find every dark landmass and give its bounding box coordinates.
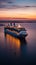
[0,24,5,26]
[0,20,36,23]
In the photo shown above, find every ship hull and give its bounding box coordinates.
[4,29,27,40]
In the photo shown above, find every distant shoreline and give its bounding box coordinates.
[0,20,36,23]
[0,24,5,26]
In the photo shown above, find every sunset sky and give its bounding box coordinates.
[0,0,36,20]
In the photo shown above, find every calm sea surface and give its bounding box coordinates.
[0,23,36,65]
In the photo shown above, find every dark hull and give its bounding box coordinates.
[4,29,27,40]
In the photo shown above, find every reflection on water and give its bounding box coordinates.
[5,34,27,56]
[5,34,21,56]
[0,23,36,64]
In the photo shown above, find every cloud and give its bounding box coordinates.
[0,0,15,2]
[0,0,36,9]
[0,4,36,9]
[8,2,13,4]
[0,0,15,8]
[0,0,15,5]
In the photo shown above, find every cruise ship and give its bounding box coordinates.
[4,23,28,40]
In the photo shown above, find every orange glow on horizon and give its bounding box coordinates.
[0,8,36,20]
[0,17,36,20]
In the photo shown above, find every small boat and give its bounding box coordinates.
[4,24,28,39]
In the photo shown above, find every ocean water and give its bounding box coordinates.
[0,23,36,65]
